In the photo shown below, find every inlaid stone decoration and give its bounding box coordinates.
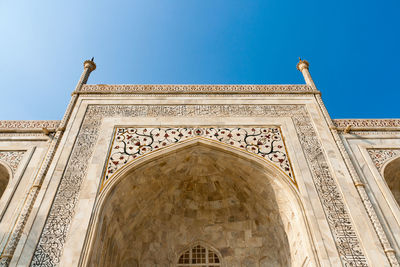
[0,151,25,175]
[103,127,294,190]
[31,104,368,267]
[367,149,400,172]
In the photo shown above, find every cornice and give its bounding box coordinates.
[78,84,317,94]
[333,119,400,130]
[0,120,60,132]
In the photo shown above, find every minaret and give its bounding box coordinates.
[0,58,96,266]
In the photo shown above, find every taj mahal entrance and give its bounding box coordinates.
[84,141,314,266]
[1,59,397,267]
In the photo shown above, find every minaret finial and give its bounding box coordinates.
[83,58,96,72]
[296,57,309,71]
[72,58,96,93]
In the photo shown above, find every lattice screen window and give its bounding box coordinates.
[177,244,221,267]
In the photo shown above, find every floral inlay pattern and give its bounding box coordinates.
[368,149,400,172]
[103,127,294,189]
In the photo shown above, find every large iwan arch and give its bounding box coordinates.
[83,140,317,266]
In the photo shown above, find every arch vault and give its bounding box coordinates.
[83,140,317,266]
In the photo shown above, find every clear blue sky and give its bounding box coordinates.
[0,0,399,120]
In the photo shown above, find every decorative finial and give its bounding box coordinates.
[296,58,309,71]
[83,58,96,72]
[296,57,317,89]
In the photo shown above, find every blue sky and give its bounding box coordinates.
[0,0,399,120]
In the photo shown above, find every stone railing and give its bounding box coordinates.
[78,84,316,94]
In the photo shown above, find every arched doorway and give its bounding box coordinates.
[383,156,400,206]
[84,141,314,266]
[0,162,10,199]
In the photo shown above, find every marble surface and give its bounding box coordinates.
[1,92,398,266]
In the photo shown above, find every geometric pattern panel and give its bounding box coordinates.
[0,120,60,129]
[333,119,400,128]
[103,127,294,190]
[80,84,314,94]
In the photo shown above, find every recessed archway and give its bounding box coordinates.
[383,156,400,206]
[85,141,314,266]
[0,162,10,199]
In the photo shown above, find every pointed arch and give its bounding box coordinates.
[0,160,12,199]
[101,137,297,195]
[382,155,400,206]
[101,127,296,191]
[82,139,318,266]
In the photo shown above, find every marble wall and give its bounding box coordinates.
[0,90,399,267]
[0,128,53,266]
[339,129,400,263]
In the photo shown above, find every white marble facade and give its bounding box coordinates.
[0,59,399,266]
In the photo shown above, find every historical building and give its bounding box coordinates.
[0,59,399,267]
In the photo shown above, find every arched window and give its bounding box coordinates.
[0,163,10,198]
[177,244,221,267]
